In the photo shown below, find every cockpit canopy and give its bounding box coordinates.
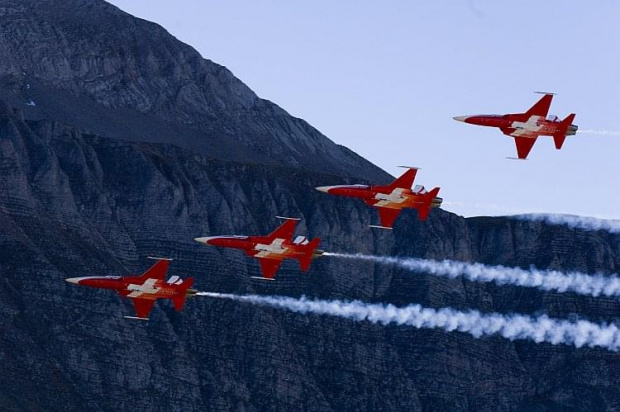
[167,275,183,285]
[412,184,427,194]
[293,236,309,245]
[547,114,559,122]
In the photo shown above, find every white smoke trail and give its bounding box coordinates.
[514,214,620,234]
[197,292,620,351]
[577,129,620,136]
[324,252,620,298]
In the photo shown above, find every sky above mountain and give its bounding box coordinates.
[107,0,620,219]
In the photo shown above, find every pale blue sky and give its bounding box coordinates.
[108,0,620,218]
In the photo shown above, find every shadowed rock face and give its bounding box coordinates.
[2,108,620,412]
[0,0,389,181]
[2,1,620,411]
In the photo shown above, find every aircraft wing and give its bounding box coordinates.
[266,219,297,241]
[512,136,538,160]
[500,127,539,159]
[388,168,418,190]
[525,93,553,118]
[377,208,402,228]
[258,258,283,279]
[140,259,170,281]
[131,298,155,319]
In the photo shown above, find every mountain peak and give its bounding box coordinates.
[0,0,389,181]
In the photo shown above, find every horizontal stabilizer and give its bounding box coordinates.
[505,157,528,161]
[275,216,301,221]
[298,238,321,272]
[146,256,173,261]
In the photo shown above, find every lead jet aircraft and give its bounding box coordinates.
[66,257,196,320]
[194,217,323,280]
[453,92,578,159]
[315,166,442,229]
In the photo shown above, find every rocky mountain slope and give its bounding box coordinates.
[0,0,388,181]
[1,1,620,411]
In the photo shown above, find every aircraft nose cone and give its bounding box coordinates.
[194,237,210,244]
[315,186,331,193]
[65,277,81,285]
[452,116,468,122]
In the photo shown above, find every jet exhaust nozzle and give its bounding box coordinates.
[312,250,325,259]
[186,288,199,297]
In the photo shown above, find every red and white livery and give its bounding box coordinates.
[66,257,196,320]
[194,217,323,280]
[453,92,578,160]
[315,166,442,229]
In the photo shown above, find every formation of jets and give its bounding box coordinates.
[66,92,578,319]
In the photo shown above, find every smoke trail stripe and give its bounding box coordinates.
[324,253,620,299]
[577,129,620,136]
[197,292,620,351]
[514,214,620,234]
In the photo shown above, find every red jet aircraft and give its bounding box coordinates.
[453,92,578,160]
[315,166,442,229]
[194,217,323,280]
[66,257,196,320]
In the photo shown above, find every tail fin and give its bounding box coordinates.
[298,238,321,272]
[172,277,194,312]
[553,113,576,150]
[418,187,440,221]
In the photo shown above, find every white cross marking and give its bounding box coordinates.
[511,116,543,136]
[255,238,288,257]
[127,278,160,298]
[374,188,407,207]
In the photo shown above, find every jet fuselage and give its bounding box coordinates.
[454,114,578,136]
[66,276,197,300]
[194,218,322,279]
[195,235,322,261]
[316,185,443,210]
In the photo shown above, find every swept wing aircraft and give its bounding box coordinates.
[453,92,578,159]
[66,257,196,320]
[315,166,442,229]
[194,217,323,280]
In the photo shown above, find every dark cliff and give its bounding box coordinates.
[0,0,389,182]
[2,107,620,412]
[1,1,620,412]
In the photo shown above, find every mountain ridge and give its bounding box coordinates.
[0,0,390,182]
